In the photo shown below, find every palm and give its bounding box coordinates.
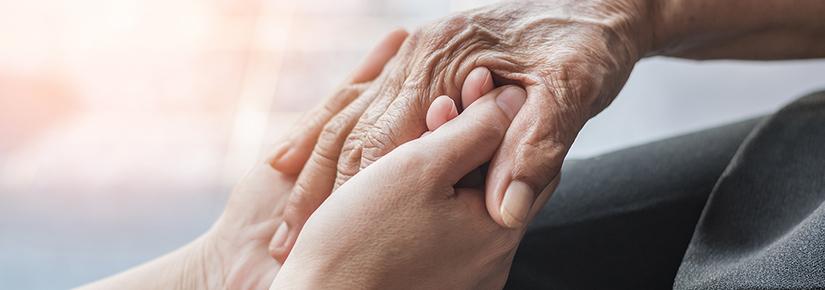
[209,160,295,290]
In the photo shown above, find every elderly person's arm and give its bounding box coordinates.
[269,0,825,260]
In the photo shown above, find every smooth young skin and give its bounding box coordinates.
[76,29,408,290]
[267,65,496,261]
[270,0,825,260]
[271,85,528,290]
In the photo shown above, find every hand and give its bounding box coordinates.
[272,85,528,290]
[270,0,654,260]
[76,145,297,290]
[185,28,409,289]
[77,29,408,290]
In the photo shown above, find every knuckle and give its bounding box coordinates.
[359,148,382,168]
[361,125,397,164]
[542,57,606,117]
[360,98,424,167]
[333,172,352,190]
[284,182,317,220]
[319,114,349,142]
[394,147,427,171]
[310,144,339,171]
[313,115,352,164]
[514,136,567,184]
[396,141,431,167]
[473,114,508,140]
[337,137,362,177]
[309,149,338,173]
[322,84,362,115]
[301,85,364,138]
[308,146,338,174]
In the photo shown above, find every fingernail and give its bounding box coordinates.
[271,221,289,249]
[448,98,458,118]
[467,67,490,86]
[495,86,527,119]
[462,67,491,109]
[269,142,291,168]
[500,180,535,228]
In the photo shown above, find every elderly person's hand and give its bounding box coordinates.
[268,0,651,260]
[272,85,527,290]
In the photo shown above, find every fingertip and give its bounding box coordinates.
[268,221,290,261]
[499,180,534,228]
[426,95,456,131]
[268,141,290,166]
[423,87,521,183]
[448,99,459,120]
[388,27,410,42]
[495,86,527,120]
[461,67,494,110]
[269,144,306,175]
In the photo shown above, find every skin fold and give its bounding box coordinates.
[271,85,528,290]
[80,0,825,289]
[75,29,409,290]
[268,0,825,262]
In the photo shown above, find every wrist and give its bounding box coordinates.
[176,234,224,289]
[75,234,220,290]
[177,229,265,290]
[604,0,661,61]
[645,0,825,58]
[204,220,284,290]
[646,0,703,57]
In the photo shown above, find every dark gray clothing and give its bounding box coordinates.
[506,91,825,289]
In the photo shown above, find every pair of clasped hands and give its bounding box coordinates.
[256,29,547,289]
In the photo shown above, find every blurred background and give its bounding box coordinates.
[0,0,823,288]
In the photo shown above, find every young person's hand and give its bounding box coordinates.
[272,85,530,290]
[269,1,653,257]
[77,29,408,290]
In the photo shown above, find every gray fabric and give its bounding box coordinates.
[505,91,825,289]
[675,92,825,289]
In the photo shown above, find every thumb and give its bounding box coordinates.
[486,85,584,229]
[414,85,526,184]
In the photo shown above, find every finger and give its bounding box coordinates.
[343,66,491,187]
[417,86,526,184]
[268,85,364,174]
[267,93,374,262]
[460,66,495,110]
[485,86,581,229]
[333,65,420,189]
[425,95,458,131]
[350,28,410,83]
[269,28,408,174]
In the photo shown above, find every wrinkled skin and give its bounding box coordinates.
[272,86,528,290]
[270,0,653,261]
[77,0,825,287]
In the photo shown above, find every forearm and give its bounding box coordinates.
[75,236,218,290]
[651,0,825,59]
